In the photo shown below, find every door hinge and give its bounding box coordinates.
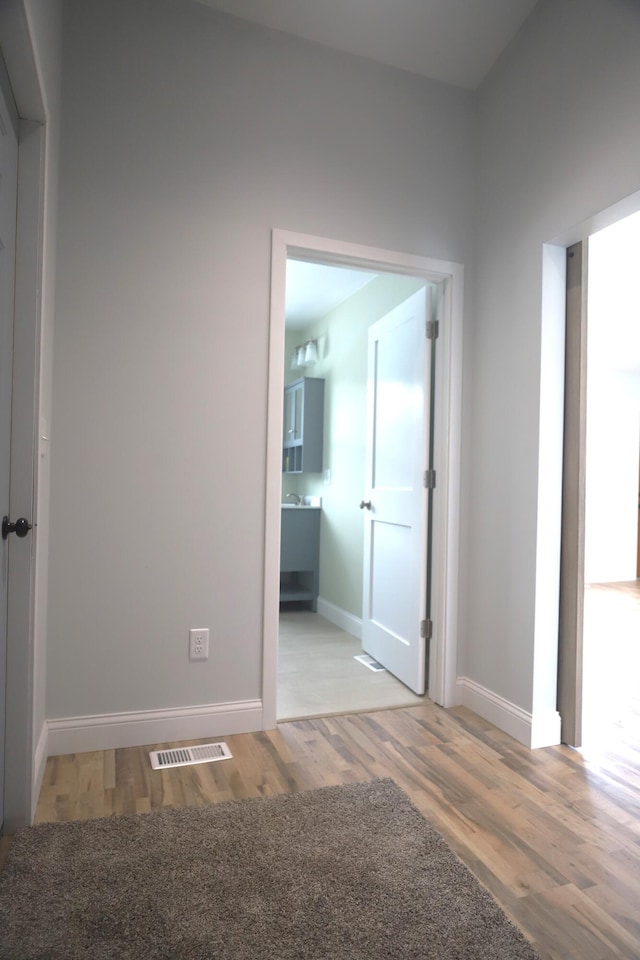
[423,469,436,489]
[426,319,439,340]
[420,619,432,640]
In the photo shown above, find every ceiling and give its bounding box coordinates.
[192,0,538,91]
[286,261,378,330]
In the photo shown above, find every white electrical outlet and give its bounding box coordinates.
[189,628,209,661]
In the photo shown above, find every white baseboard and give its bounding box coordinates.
[529,706,562,749]
[456,677,560,749]
[47,699,263,757]
[316,597,362,640]
[31,721,49,822]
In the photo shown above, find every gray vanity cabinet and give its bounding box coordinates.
[280,507,320,610]
[282,377,324,474]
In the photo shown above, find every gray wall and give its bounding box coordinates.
[47,0,475,718]
[463,0,640,721]
[46,0,640,736]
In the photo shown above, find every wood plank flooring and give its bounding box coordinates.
[27,701,640,960]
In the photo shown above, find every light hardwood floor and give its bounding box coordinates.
[278,609,425,720]
[24,696,640,960]
[3,585,639,959]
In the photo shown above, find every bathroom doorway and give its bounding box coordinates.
[278,260,430,720]
[263,231,464,727]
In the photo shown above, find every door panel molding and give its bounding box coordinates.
[361,291,429,694]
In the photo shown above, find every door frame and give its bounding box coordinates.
[262,229,464,728]
[557,241,587,747]
[553,187,640,748]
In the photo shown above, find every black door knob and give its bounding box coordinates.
[2,516,33,540]
[359,500,372,510]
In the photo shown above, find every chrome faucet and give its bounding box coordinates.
[286,493,304,506]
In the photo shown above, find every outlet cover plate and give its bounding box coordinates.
[189,628,209,661]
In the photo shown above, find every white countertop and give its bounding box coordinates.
[281,496,322,509]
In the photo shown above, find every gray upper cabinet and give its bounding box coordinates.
[282,377,324,474]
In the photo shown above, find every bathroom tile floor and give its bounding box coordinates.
[277,609,426,721]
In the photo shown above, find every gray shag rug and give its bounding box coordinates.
[0,778,540,960]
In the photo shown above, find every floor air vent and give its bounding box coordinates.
[149,741,232,771]
[354,654,386,672]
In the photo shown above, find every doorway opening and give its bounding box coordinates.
[278,261,431,720]
[262,231,463,730]
[558,202,640,756]
[582,210,640,753]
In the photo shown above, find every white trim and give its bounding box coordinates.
[530,706,562,750]
[428,272,463,709]
[457,677,532,746]
[263,230,463,727]
[47,700,263,757]
[0,1,46,122]
[316,597,362,640]
[31,721,48,822]
[457,677,561,749]
[533,243,568,743]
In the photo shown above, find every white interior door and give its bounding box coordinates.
[0,58,19,831]
[361,287,430,694]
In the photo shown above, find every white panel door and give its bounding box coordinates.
[361,288,430,694]
[0,59,19,831]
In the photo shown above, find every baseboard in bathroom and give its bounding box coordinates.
[316,598,362,640]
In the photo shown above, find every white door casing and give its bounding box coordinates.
[361,289,430,694]
[263,230,464,728]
